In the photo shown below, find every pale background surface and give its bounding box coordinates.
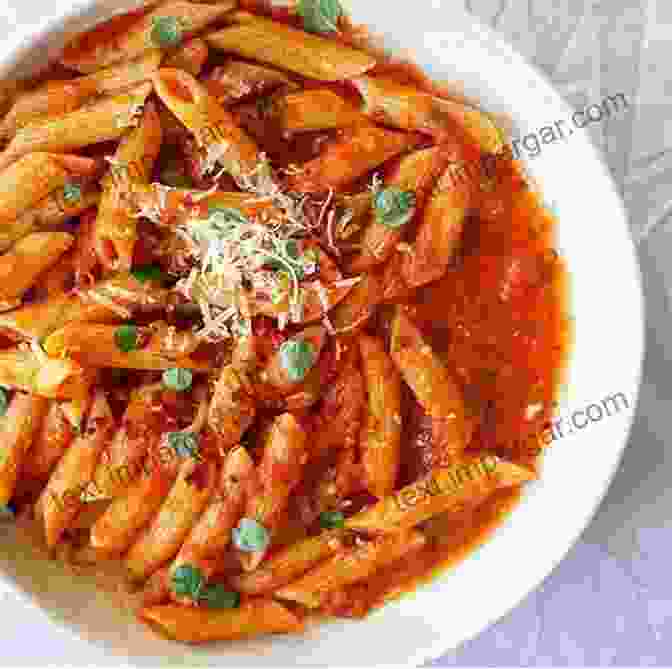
[0,0,668,665]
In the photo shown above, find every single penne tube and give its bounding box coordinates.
[204,59,296,106]
[152,68,262,178]
[352,75,504,152]
[0,232,74,309]
[0,51,162,138]
[90,462,176,554]
[206,15,376,81]
[0,152,99,226]
[0,393,50,505]
[43,322,210,371]
[164,38,209,75]
[345,455,535,534]
[232,529,344,595]
[311,359,365,456]
[275,529,425,608]
[92,384,165,499]
[348,146,449,273]
[359,335,402,499]
[0,272,168,341]
[20,401,74,481]
[169,447,254,592]
[35,390,115,548]
[61,1,235,73]
[286,123,417,194]
[390,308,470,456]
[140,599,304,643]
[94,102,163,273]
[0,348,92,400]
[0,184,100,253]
[239,413,308,571]
[400,164,473,288]
[329,273,383,334]
[274,89,362,133]
[125,457,217,581]
[0,83,153,171]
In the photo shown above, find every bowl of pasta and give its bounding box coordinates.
[0,0,643,664]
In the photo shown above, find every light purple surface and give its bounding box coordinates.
[0,0,667,665]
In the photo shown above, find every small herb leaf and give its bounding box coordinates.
[167,431,201,460]
[199,584,240,609]
[298,0,344,34]
[232,517,270,553]
[374,188,417,228]
[114,324,139,353]
[172,564,204,599]
[319,510,345,529]
[132,265,165,283]
[62,183,82,204]
[279,338,316,382]
[163,368,193,392]
[151,16,183,48]
[0,388,9,417]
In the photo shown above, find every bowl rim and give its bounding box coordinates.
[0,2,645,665]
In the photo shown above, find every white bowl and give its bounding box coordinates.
[0,0,644,664]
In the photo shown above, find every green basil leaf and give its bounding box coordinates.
[232,517,270,553]
[319,510,345,529]
[198,584,240,609]
[297,0,344,34]
[279,338,316,382]
[167,431,201,460]
[163,368,193,392]
[62,183,82,204]
[0,388,9,417]
[114,324,139,352]
[131,265,165,283]
[171,564,204,599]
[374,188,417,228]
[151,16,183,48]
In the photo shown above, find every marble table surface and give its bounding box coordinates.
[0,0,669,665]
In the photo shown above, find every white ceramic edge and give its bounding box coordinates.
[0,2,645,665]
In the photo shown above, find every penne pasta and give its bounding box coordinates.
[238,413,307,570]
[0,184,100,253]
[43,321,210,371]
[206,15,376,81]
[0,393,50,505]
[346,456,535,534]
[61,1,235,73]
[286,122,417,194]
[35,390,115,547]
[348,146,450,273]
[125,457,217,581]
[203,59,296,106]
[275,529,425,608]
[140,598,303,643]
[0,83,153,171]
[0,272,168,341]
[153,68,263,179]
[0,348,92,400]
[0,51,162,139]
[390,308,471,458]
[20,400,74,481]
[329,272,383,334]
[359,335,402,499]
[164,38,209,76]
[275,89,362,133]
[0,232,74,310]
[94,101,163,273]
[0,152,99,226]
[233,529,343,595]
[352,75,504,152]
